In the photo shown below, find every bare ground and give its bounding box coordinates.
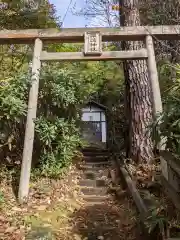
[0,163,139,240]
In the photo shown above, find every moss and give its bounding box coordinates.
[24,203,73,238]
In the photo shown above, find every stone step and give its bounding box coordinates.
[83,171,96,180]
[84,152,109,157]
[78,164,104,172]
[76,226,120,238]
[82,147,109,153]
[83,156,109,162]
[82,202,105,206]
[84,157,109,162]
[81,195,109,202]
[84,161,111,167]
[79,179,106,187]
[83,169,110,180]
[81,187,107,196]
[79,163,110,171]
[79,164,108,171]
[77,225,118,232]
[83,151,109,156]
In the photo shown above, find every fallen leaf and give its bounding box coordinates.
[0,216,7,222]
[5,226,16,233]
[12,206,22,212]
[34,205,47,211]
[73,234,82,240]
[98,236,104,240]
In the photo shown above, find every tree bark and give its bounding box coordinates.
[119,0,154,162]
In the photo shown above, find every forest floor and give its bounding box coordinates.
[0,161,139,240]
[125,159,180,238]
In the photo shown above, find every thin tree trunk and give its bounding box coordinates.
[119,0,154,162]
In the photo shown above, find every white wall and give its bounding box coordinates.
[82,112,101,121]
[81,105,106,143]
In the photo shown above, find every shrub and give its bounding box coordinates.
[35,117,83,177]
[151,64,180,157]
[0,63,101,177]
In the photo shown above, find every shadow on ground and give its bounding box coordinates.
[71,196,140,240]
[24,195,142,240]
[11,168,21,198]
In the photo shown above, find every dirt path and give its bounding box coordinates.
[0,156,140,240]
[71,149,139,240]
[71,197,138,240]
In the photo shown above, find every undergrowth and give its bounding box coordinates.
[151,64,180,156]
[0,64,100,178]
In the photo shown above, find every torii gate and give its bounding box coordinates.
[0,25,179,203]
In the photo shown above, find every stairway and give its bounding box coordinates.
[79,147,111,205]
[75,147,139,239]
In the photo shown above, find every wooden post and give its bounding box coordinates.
[146,35,167,180]
[146,35,164,149]
[146,35,163,115]
[18,38,42,203]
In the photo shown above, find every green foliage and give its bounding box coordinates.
[1,56,117,177]
[0,67,85,177]
[145,206,168,236]
[0,0,60,30]
[158,61,175,97]
[0,0,124,177]
[0,72,29,156]
[0,73,29,120]
[94,61,124,104]
[0,0,60,81]
[35,117,82,178]
[0,0,61,170]
[151,64,180,156]
[34,64,105,177]
[140,0,180,25]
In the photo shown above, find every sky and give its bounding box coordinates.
[50,0,88,28]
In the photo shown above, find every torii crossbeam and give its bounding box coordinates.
[0,25,180,43]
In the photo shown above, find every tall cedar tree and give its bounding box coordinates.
[119,0,154,162]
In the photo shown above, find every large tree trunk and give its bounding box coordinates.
[119,0,154,162]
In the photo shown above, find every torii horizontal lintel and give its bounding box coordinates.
[0,25,180,43]
[40,49,148,61]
